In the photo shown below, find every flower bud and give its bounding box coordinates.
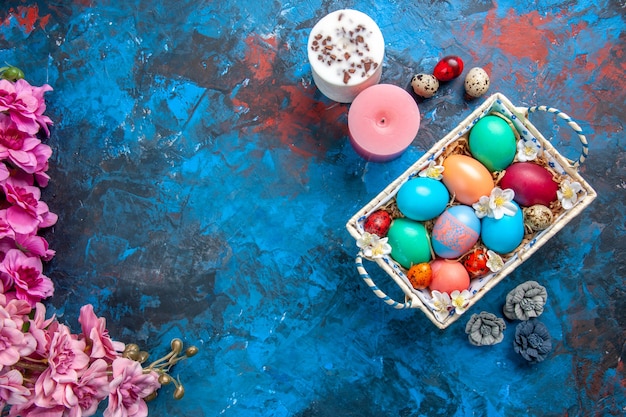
[137,351,150,363]
[124,343,140,353]
[185,346,199,357]
[173,385,185,400]
[158,374,172,385]
[123,350,140,361]
[170,338,183,353]
[1,66,25,82]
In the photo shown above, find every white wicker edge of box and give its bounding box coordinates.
[345,92,598,329]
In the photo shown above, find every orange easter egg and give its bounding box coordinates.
[442,154,494,205]
[407,262,432,290]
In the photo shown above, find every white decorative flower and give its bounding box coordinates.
[472,195,492,219]
[419,161,445,180]
[366,237,392,259]
[517,140,541,162]
[356,232,377,249]
[486,250,504,272]
[557,180,583,210]
[450,289,472,314]
[429,290,452,321]
[356,232,391,259]
[489,187,518,219]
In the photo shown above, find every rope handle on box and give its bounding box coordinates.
[525,105,589,167]
[355,253,412,309]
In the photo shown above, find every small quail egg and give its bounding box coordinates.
[523,204,553,232]
[411,73,439,98]
[464,67,490,98]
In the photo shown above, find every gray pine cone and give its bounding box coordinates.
[465,311,506,346]
[503,281,548,321]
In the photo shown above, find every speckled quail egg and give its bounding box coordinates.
[523,204,554,232]
[464,67,490,98]
[411,73,439,98]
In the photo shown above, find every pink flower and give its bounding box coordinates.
[0,113,42,173]
[0,79,53,136]
[0,295,32,328]
[78,304,125,361]
[0,321,25,368]
[2,177,43,234]
[104,358,160,417]
[0,249,54,306]
[0,369,30,408]
[68,359,110,417]
[0,161,10,182]
[33,324,91,410]
[0,307,36,369]
[16,233,56,261]
[0,232,55,262]
[4,142,53,188]
[34,358,109,416]
[0,210,17,241]
[31,141,52,187]
[44,324,90,384]
[26,302,57,357]
[8,402,66,417]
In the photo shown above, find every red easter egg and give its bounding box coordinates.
[463,248,490,278]
[429,259,470,294]
[500,162,559,207]
[364,210,392,236]
[433,56,464,82]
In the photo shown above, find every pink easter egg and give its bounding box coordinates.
[429,259,470,294]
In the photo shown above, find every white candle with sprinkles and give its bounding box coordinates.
[307,9,385,103]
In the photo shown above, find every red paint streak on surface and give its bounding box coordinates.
[244,34,278,81]
[550,21,590,88]
[570,40,626,134]
[230,97,249,114]
[234,34,347,158]
[39,13,50,29]
[262,85,346,158]
[563,20,588,39]
[2,5,51,34]
[482,62,494,78]
[481,9,556,63]
[468,7,626,134]
[588,41,625,96]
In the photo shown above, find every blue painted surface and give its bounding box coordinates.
[1,0,625,416]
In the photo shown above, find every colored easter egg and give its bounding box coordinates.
[500,162,559,206]
[464,67,490,98]
[481,201,525,254]
[462,247,490,278]
[523,204,554,232]
[431,205,481,259]
[386,218,432,269]
[396,177,450,221]
[468,115,517,171]
[411,73,439,98]
[442,154,494,205]
[363,210,392,236]
[433,56,464,82]
[429,259,470,294]
[407,262,432,290]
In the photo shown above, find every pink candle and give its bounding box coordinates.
[348,84,420,161]
[307,9,385,103]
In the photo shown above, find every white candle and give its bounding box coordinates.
[307,9,385,103]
